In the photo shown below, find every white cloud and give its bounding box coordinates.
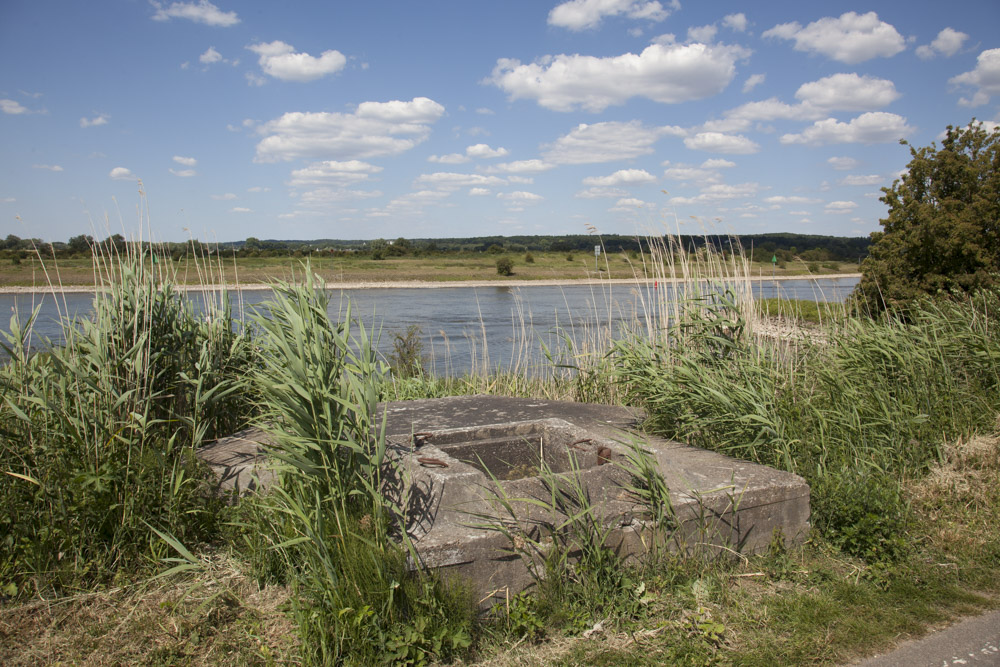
[548,0,671,31]
[722,13,747,32]
[255,97,445,162]
[169,168,196,177]
[490,42,750,112]
[428,153,470,164]
[543,121,683,164]
[367,189,450,218]
[0,99,29,115]
[839,174,883,186]
[828,156,860,170]
[612,197,647,209]
[723,73,900,131]
[916,27,968,59]
[200,47,223,64]
[465,143,509,159]
[781,112,913,145]
[724,98,814,124]
[487,159,555,173]
[824,200,858,213]
[0,197,15,203]
[248,41,347,82]
[497,191,543,202]
[32,164,63,171]
[297,188,382,208]
[576,186,628,199]
[669,182,760,205]
[684,132,760,154]
[173,155,197,166]
[80,114,109,128]
[475,107,495,115]
[663,166,720,182]
[687,25,718,44]
[109,167,136,181]
[468,187,491,196]
[582,168,656,186]
[765,195,821,204]
[763,12,905,64]
[742,73,765,93]
[289,161,383,187]
[794,73,900,111]
[415,172,506,191]
[212,192,237,200]
[950,49,1000,107]
[701,158,736,168]
[151,1,239,27]
[230,207,252,213]
[247,186,269,193]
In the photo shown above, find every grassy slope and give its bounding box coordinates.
[2,434,996,666]
[0,253,858,287]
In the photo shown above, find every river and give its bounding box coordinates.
[0,277,858,375]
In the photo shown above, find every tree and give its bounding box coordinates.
[68,234,94,256]
[495,256,514,276]
[854,121,1000,313]
[369,238,388,260]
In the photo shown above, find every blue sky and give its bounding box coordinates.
[2,0,998,243]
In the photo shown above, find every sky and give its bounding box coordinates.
[1,1,999,244]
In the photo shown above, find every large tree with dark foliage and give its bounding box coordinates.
[854,121,1000,313]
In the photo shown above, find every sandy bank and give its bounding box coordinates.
[0,274,861,295]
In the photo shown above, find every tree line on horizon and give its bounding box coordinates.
[0,231,871,265]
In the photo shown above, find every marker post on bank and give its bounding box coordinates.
[595,245,601,271]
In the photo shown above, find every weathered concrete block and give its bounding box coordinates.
[197,396,810,606]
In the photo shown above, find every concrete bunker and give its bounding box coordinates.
[200,396,811,607]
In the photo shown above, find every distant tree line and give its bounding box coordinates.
[1,232,871,264]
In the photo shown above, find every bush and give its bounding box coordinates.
[524,252,534,264]
[496,256,514,276]
[811,470,910,564]
[566,253,574,262]
[389,324,425,378]
[855,121,1000,314]
[0,251,254,596]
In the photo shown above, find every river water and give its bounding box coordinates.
[0,277,858,375]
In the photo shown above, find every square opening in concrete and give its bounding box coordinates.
[422,420,608,483]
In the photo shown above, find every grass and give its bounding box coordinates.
[0,251,859,288]
[1,223,997,665]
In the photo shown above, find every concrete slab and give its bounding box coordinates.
[197,395,810,604]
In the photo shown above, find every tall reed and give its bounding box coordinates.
[0,242,254,596]
[616,237,1000,562]
[244,268,474,665]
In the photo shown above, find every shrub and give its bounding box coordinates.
[566,253,574,262]
[389,324,425,378]
[0,251,253,596]
[496,256,514,276]
[246,273,475,664]
[524,252,534,264]
[811,470,910,564]
[855,121,1000,314]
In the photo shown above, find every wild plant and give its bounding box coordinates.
[0,244,254,596]
[245,269,474,665]
[615,247,1000,563]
